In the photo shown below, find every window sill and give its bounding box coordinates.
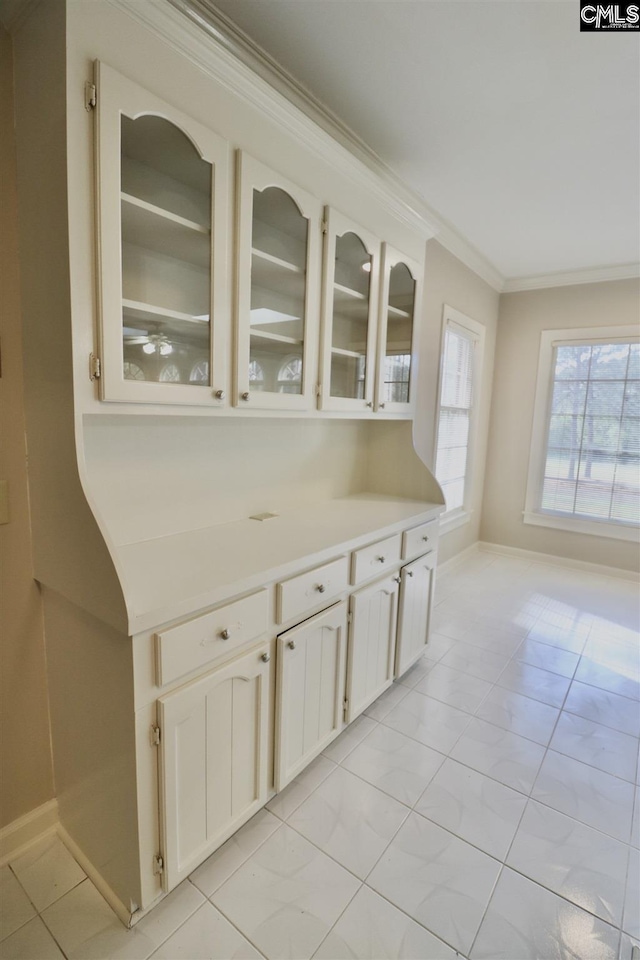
[439,509,472,535]
[523,510,639,543]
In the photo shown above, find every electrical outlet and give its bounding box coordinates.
[0,480,9,524]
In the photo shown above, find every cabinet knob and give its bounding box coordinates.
[214,389,225,400]
[376,556,385,563]
[288,640,296,650]
[219,628,230,640]
[241,392,250,401]
[316,583,326,593]
[365,401,373,408]
[379,402,386,409]
[406,570,414,577]
[393,576,402,584]
[261,652,270,663]
[422,535,429,542]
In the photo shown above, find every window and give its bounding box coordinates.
[383,353,411,403]
[434,307,485,528]
[277,356,302,394]
[525,326,639,541]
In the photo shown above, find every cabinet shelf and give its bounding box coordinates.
[331,346,363,359]
[251,248,305,299]
[332,283,370,323]
[123,299,209,325]
[250,330,302,346]
[388,304,411,319]
[121,193,210,268]
[333,282,366,303]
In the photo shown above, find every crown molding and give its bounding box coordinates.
[433,222,504,293]
[503,262,640,293]
[108,0,506,291]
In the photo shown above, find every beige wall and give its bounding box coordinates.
[415,239,500,565]
[0,24,55,828]
[482,279,640,573]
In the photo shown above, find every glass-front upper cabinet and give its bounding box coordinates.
[319,208,380,412]
[235,153,322,410]
[95,62,230,405]
[374,245,422,414]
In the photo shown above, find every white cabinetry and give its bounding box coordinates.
[157,642,271,889]
[13,4,445,923]
[274,602,348,790]
[235,152,322,410]
[395,551,437,676]
[345,573,399,723]
[96,62,230,405]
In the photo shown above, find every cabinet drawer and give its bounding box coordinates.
[402,519,439,560]
[277,556,349,625]
[156,590,269,686]
[351,534,402,585]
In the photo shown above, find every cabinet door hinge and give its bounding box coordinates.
[321,219,328,234]
[151,725,161,746]
[85,81,97,111]
[347,611,353,624]
[316,383,322,398]
[153,854,164,875]
[89,353,101,380]
[343,697,349,720]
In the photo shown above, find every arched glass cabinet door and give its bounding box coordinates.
[374,245,422,414]
[319,208,380,412]
[235,153,322,410]
[95,61,230,405]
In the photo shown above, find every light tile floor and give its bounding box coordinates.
[2,551,639,960]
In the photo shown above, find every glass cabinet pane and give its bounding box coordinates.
[330,233,372,399]
[120,115,212,385]
[382,262,416,404]
[249,187,308,396]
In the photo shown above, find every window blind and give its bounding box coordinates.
[435,323,476,512]
[541,341,640,526]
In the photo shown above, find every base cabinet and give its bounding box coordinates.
[153,534,438,896]
[274,602,348,791]
[158,642,271,889]
[395,551,436,676]
[345,574,399,723]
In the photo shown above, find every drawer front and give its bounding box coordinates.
[277,556,349,625]
[351,534,402,585]
[402,519,439,560]
[156,590,269,685]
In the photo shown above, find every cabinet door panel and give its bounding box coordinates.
[235,152,322,411]
[374,245,423,415]
[346,575,399,722]
[96,62,230,406]
[319,208,381,412]
[159,643,271,890]
[395,552,437,677]
[275,602,347,790]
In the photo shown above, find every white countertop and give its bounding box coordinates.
[117,492,443,633]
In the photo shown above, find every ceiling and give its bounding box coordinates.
[207,0,640,286]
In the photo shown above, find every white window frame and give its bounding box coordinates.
[524,324,639,543]
[434,305,485,534]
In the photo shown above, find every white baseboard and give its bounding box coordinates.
[0,799,59,866]
[57,825,134,927]
[478,540,638,582]
[436,542,480,576]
